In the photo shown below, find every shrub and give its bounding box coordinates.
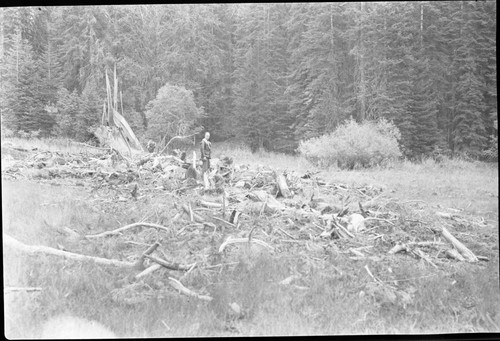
[145,83,204,143]
[298,118,402,169]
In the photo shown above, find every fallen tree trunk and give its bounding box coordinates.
[181,204,205,223]
[441,227,478,262]
[4,235,135,268]
[144,254,195,271]
[389,241,445,254]
[168,277,213,301]
[85,222,170,239]
[135,263,162,280]
[198,200,222,209]
[436,211,456,219]
[4,287,43,293]
[445,248,465,261]
[133,242,160,270]
[219,237,274,253]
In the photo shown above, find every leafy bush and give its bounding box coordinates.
[145,83,204,143]
[298,118,402,169]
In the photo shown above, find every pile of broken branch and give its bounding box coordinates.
[2,140,490,305]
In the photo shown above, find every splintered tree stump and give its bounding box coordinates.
[275,171,292,198]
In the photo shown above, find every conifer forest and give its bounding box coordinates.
[0,3,497,158]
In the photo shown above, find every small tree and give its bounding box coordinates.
[145,83,204,146]
[53,88,80,138]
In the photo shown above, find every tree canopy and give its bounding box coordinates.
[145,83,204,143]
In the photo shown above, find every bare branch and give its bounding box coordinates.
[85,222,170,239]
[4,235,135,268]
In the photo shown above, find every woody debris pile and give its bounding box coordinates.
[2,137,493,309]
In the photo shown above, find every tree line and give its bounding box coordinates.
[0,3,496,159]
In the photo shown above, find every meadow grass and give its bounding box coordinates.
[1,136,105,155]
[2,138,499,337]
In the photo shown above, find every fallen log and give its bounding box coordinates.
[144,254,195,271]
[332,219,355,238]
[414,249,438,268]
[181,204,205,223]
[4,287,43,293]
[135,263,162,280]
[168,277,213,301]
[85,222,170,239]
[389,241,446,254]
[445,248,465,261]
[246,190,286,213]
[133,242,160,270]
[441,227,478,262]
[275,171,292,198]
[212,216,236,228]
[54,225,81,239]
[388,244,409,254]
[198,200,222,209]
[279,274,301,286]
[219,237,274,253]
[436,212,455,219]
[350,249,366,258]
[4,235,135,268]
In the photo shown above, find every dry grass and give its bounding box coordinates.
[1,136,105,155]
[2,139,500,337]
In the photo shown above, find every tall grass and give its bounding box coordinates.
[4,178,499,336]
[211,142,313,172]
[1,136,105,155]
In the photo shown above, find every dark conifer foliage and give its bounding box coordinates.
[0,3,496,158]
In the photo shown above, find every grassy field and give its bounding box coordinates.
[2,137,499,337]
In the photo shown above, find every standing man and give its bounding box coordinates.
[200,131,212,176]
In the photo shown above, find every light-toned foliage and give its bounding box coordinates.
[145,83,204,143]
[299,118,402,169]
